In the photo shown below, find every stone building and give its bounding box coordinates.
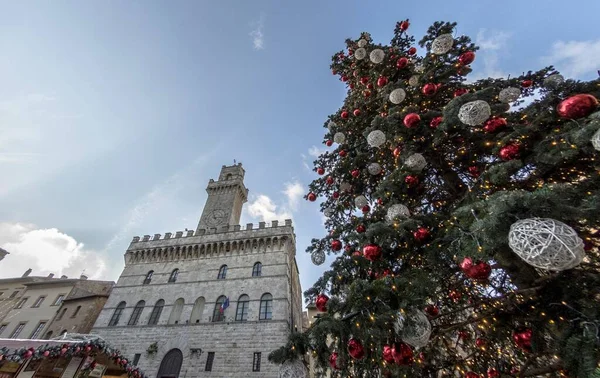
[90,163,303,378]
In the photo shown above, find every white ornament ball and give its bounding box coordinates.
[404,153,427,172]
[389,88,406,104]
[543,74,565,88]
[395,309,432,348]
[354,195,368,209]
[590,111,600,120]
[324,208,335,217]
[458,100,492,126]
[279,360,308,378]
[369,49,385,64]
[386,204,410,223]
[333,132,346,144]
[431,33,454,55]
[592,129,600,151]
[327,121,337,131]
[367,130,386,148]
[354,47,367,60]
[340,182,352,192]
[499,87,521,103]
[367,162,382,175]
[414,64,425,73]
[408,75,420,87]
[357,38,367,48]
[311,250,326,266]
[508,218,585,271]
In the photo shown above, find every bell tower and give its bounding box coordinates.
[196,163,249,232]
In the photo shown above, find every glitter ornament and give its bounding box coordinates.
[333,132,346,144]
[404,153,427,172]
[316,294,329,312]
[543,74,565,88]
[382,345,395,364]
[458,100,492,126]
[431,33,454,54]
[557,94,598,119]
[508,218,585,271]
[370,49,385,64]
[592,129,600,151]
[347,338,365,359]
[395,309,432,348]
[386,204,410,223]
[311,250,326,266]
[392,342,414,366]
[389,88,406,104]
[367,130,386,148]
[327,121,337,131]
[362,244,382,261]
[408,75,420,87]
[430,116,443,129]
[279,360,308,378]
[340,182,352,192]
[357,38,367,48]
[323,208,334,217]
[354,47,367,60]
[498,87,521,103]
[368,162,382,175]
[354,195,368,208]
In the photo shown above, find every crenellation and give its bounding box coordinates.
[175,231,183,238]
[153,234,161,241]
[165,232,172,239]
[259,221,265,229]
[186,230,194,237]
[143,235,150,242]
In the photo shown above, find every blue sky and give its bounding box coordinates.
[1,1,599,304]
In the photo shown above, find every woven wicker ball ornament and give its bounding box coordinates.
[389,88,407,104]
[592,129,600,151]
[323,208,334,217]
[327,121,337,131]
[367,130,386,148]
[340,182,352,192]
[395,309,432,348]
[354,47,367,60]
[499,87,521,103]
[386,204,410,224]
[408,75,420,87]
[279,360,308,378]
[543,74,565,88]
[368,162,382,175]
[354,195,368,209]
[458,100,492,126]
[370,49,385,64]
[357,38,367,48]
[431,33,454,54]
[404,153,427,172]
[311,250,326,266]
[333,132,346,144]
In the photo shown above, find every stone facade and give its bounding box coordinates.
[91,164,303,378]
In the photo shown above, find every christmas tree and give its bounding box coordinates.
[269,20,600,377]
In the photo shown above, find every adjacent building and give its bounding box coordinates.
[90,163,303,378]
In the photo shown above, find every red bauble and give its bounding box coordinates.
[351,169,360,178]
[512,327,533,352]
[458,330,471,340]
[331,239,342,251]
[470,262,492,280]
[405,175,419,187]
[326,176,334,185]
[377,76,388,87]
[326,140,333,147]
[468,166,480,178]
[348,49,353,56]
[458,51,476,65]
[328,352,339,370]
[449,290,461,301]
[424,305,439,317]
[396,57,409,69]
[475,338,487,348]
[483,117,508,133]
[316,294,329,312]
[380,111,388,118]
[43,350,50,357]
[61,348,68,355]
[487,368,500,378]
[116,358,121,364]
[356,224,366,233]
[461,256,472,271]
[352,251,362,257]
[465,372,480,378]
[332,191,339,199]
[408,47,417,55]
[341,110,349,119]
[399,21,410,31]
[413,227,430,242]
[341,75,348,82]
[393,146,402,157]
[422,83,437,96]
[317,167,325,175]
[362,244,382,261]
[392,342,414,365]
[307,192,316,202]
[454,88,469,97]
[349,83,355,90]
[347,338,365,360]
[430,116,443,129]
[499,143,520,161]
[367,83,374,90]
[353,109,361,116]
[122,359,127,365]
[339,150,347,157]
[24,351,33,359]
[361,204,370,213]
[404,113,421,128]
[332,69,337,75]
[360,77,369,85]
[364,90,371,98]
[377,198,383,205]
[521,79,533,88]
[382,345,395,364]
[344,244,352,253]
[557,94,598,119]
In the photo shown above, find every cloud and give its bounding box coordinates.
[283,181,305,211]
[470,29,512,80]
[249,12,266,50]
[542,39,600,78]
[245,180,305,223]
[0,222,108,280]
[0,152,42,164]
[301,145,327,172]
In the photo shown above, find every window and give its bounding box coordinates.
[0,292,3,297]
[9,291,19,298]
[71,306,82,318]
[108,302,126,326]
[217,265,227,279]
[32,296,46,308]
[10,322,26,338]
[15,297,28,309]
[128,301,145,325]
[60,330,67,336]
[45,331,53,339]
[259,293,273,320]
[148,299,165,325]
[212,296,227,322]
[253,352,262,372]
[190,297,205,324]
[56,308,68,321]
[133,354,141,366]
[168,298,185,324]
[168,269,179,283]
[252,262,262,277]
[235,295,249,322]
[52,294,65,306]
[205,352,215,371]
[30,321,47,339]
[143,271,154,285]
[0,324,7,335]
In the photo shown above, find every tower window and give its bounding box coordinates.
[252,262,262,277]
[143,271,154,285]
[253,352,262,372]
[128,301,145,325]
[148,299,165,325]
[71,306,82,318]
[259,293,273,320]
[108,302,126,326]
[168,269,179,283]
[226,174,232,180]
[205,352,215,371]
[212,296,227,322]
[235,295,249,321]
[217,265,227,279]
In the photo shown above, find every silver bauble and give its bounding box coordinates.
[327,121,337,131]
[431,33,454,54]
[386,204,410,223]
[367,162,382,175]
[357,38,367,48]
[389,88,406,104]
[592,128,600,151]
[408,75,420,87]
[311,250,326,266]
[354,47,367,60]
[367,130,386,148]
[369,48,385,64]
[324,208,335,217]
[414,63,425,73]
[395,309,432,348]
[354,195,368,209]
[543,74,565,88]
[340,182,352,192]
[279,360,308,378]
[333,132,346,144]
[404,153,427,172]
[499,87,521,103]
[458,100,492,126]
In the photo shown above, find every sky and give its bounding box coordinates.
[1,1,599,306]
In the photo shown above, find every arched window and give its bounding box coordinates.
[71,306,82,318]
[128,300,145,325]
[259,293,273,320]
[108,301,126,326]
[60,330,67,336]
[217,265,227,279]
[226,174,232,180]
[157,349,183,378]
[148,299,165,325]
[212,295,226,322]
[56,307,68,321]
[189,297,205,324]
[252,262,262,277]
[143,271,154,285]
[168,298,185,324]
[235,295,249,322]
[45,331,53,339]
[168,269,179,283]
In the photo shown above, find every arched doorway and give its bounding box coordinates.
[156,349,183,378]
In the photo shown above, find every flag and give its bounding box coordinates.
[220,297,230,313]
